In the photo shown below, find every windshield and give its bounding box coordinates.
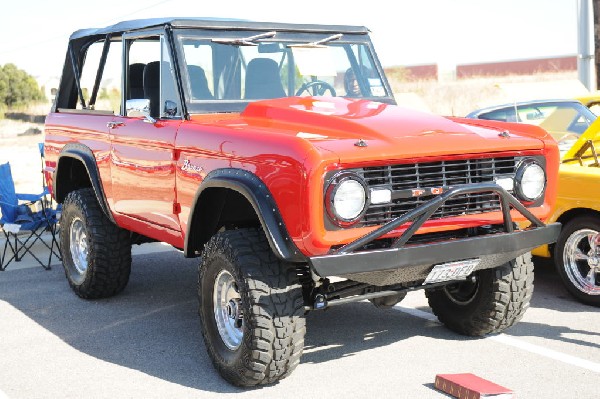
[474,101,597,157]
[475,101,596,134]
[174,29,392,113]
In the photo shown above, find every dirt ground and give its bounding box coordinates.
[0,119,47,195]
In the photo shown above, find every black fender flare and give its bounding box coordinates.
[55,143,115,224]
[185,168,307,263]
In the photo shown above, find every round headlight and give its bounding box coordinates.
[516,161,545,201]
[326,173,368,225]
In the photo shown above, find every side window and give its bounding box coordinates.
[350,44,385,97]
[479,109,514,122]
[77,39,122,113]
[181,42,215,100]
[127,36,181,118]
[161,36,181,117]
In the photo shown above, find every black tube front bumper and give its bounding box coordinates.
[308,183,561,285]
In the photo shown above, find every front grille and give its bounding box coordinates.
[360,157,517,226]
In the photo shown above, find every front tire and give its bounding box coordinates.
[198,228,306,386]
[426,253,534,336]
[554,216,600,306]
[60,188,132,299]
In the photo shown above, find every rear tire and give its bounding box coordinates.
[198,228,305,386]
[369,292,406,309]
[426,253,534,336]
[60,188,132,299]
[554,216,600,306]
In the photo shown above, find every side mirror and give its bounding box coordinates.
[126,98,156,123]
[164,100,178,117]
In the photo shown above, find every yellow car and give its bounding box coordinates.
[466,99,596,157]
[532,118,600,306]
[576,91,600,115]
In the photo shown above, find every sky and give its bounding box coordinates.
[0,0,580,79]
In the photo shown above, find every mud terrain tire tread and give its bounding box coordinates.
[198,228,305,387]
[60,188,132,299]
[426,253,534,336]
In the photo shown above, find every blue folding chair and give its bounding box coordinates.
[38,142,62,253]
[0,162,61,270]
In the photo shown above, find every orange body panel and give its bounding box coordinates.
[45,97,559,257]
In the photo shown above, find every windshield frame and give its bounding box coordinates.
[172,28,395,114]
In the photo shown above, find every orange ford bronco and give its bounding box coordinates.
[44,18,561,386]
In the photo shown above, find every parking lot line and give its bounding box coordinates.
[491,334,600,373]
[394,304,600,374]
[0,387,8,399]
[393,304,439,322]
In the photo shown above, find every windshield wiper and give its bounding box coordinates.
[212,31,276,46]
[287,33,343,48]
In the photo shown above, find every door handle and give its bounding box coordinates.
[107,121,125,129]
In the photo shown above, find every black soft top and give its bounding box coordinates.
[69,17,370,40]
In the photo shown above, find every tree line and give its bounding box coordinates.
[0,63,45,109]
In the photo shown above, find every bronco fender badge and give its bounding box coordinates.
[181,159,204,174]
[354,139,368,147]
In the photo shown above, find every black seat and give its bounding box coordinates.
[143,61,160,116]
[188,65,214,100]
[129,63,146,99]
[244,58,286,99]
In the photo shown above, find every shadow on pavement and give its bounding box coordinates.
[1,250,593,392]
[0,250,476,392]
[530,256,594,312]
[505,256,600,350]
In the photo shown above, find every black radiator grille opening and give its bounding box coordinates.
[360,157,516,227]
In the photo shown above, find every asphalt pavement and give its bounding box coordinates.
[0,239,599,399]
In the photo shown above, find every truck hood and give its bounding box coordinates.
[240,97,546,162]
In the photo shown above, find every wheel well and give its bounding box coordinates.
[55,157,92,203]
[552,208,600,253]
[187,187,260,257]
[556,208,600,226]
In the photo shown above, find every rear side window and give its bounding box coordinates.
[77,39,122,114]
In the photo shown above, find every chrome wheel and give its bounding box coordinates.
[69,217,88,274]
[443,276,479,305]
[199,229,306,386]
[213,270,243,350]
[563,229,600,296]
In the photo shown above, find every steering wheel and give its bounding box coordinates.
[295,80,336,97]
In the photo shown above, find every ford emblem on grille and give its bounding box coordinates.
[411,187,446,197]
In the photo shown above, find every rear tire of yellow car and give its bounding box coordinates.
[425,253,534,336]
[554,216,600,307]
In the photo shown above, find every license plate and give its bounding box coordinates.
[423,259,479,285]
